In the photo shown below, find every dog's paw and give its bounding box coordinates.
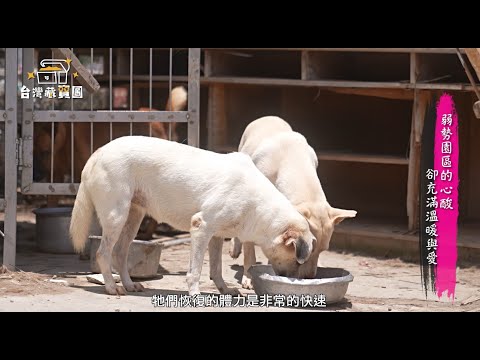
[220,286,241,296]
[124,282,145,292]
[229,238,242,259]
[105,285,127,296]
[241,275,254,290]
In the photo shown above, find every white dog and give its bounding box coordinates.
[69,136,316,296]
[230,116,357,289]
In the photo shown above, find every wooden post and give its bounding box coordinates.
[207,83,227,150]
[301,51,310,80]
[410,52,417,84]
[474,100,480,119]
[407,90,430,231]
[465,48,480,81]
[50,48,100,93]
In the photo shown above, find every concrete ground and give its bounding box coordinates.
[1,241,480,312]
[1,205,479,312]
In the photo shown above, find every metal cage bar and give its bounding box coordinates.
[21,48,200,196]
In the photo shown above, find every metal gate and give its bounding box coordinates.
[1,48,200,269]
[20,48,200,195]
[1,48,18,269]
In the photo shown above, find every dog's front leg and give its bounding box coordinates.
[209,236,240,295]
[242,242,257,289]
[229,237,242,259]
[241,242,256,289]
[186,213,212,296]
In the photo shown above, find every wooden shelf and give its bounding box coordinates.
[94,74,480,94]
[205,48,467,54]
[213,145,237,153]
[202,76,410,88]
[201,76,480,91]
[333,217,480,251]
[330,217,480,263]
[316,151,409,165]
[213,147,409,166]
[201,48,480,243]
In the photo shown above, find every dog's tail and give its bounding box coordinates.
[166,86,188,111]
[70,182,94,253]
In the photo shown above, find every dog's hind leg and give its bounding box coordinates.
[186,212,214,296]
[209,236,240,295]
[241,242,256,290]
[96,205,130,296]
[229,237,242,259]
[113,204,146,293]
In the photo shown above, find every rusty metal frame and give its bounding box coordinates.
[2,48,18,269]
[20,48,201,196]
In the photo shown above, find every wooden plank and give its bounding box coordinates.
[204,50,213,77]
[97,74,480,92]
[415,83,479,91]
[51,48,100,93]
[407,90,430,231]
[458,95,471,219]
[316,151,409,165]
[335,224,418,243]
[465,48,480,81]
[203,76,480,92]
[410,52,417,84]
[204,48,466,54]
[468,98,480,219]
[301,51,309,80]
[213,145,236,153]
[326,87,414,100]
[474,100,480,119]
[207,84,227,150]
[215,147,410,166]
[216,149,410,166]
[202,76,411,88]
[335,222,480,249]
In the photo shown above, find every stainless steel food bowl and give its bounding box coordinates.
[249,265,353,305]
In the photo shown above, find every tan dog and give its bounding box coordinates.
[70,136,316,295]
[230,116,357,288]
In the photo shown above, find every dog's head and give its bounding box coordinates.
[295,205,357,279]
[262,218,317,278]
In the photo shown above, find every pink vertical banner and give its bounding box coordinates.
[433,93,459,300]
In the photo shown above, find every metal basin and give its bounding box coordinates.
[33,207,75,254]
[249,265,354,305]
[89,236,164,279]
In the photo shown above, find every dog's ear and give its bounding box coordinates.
[296,204,311,219]
[283,229,311,264]
[329,207,357,226]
